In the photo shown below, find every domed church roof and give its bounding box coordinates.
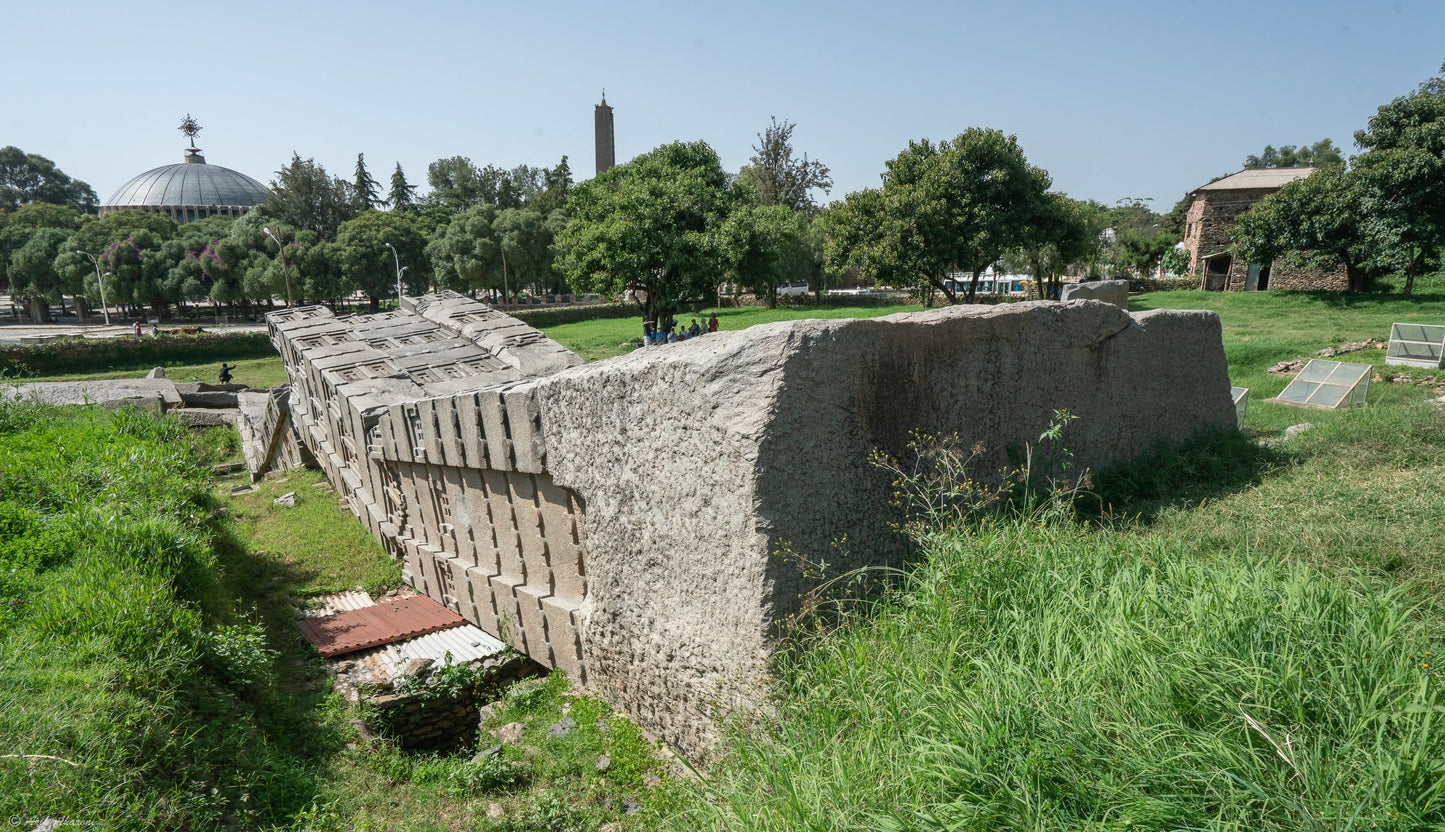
[100,115,269,224]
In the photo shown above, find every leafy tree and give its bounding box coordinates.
[151,216,244,310]
[1352,63,1445,296]
[56,210,177,314]
[1243,139,1345,169]
[0,203,86,293]
[259,154,356,239]
[1160,246,1191,276]
[534,156,573,214]
[225,213,292,307]
[1231,165,1374,291]
[555,141,730,330]
[1004,194,1100,299]
[353,153,384,211]
[825,129,1053,303]
[734,117,833,212]
[333,210,428,309]
[502,165,547,209]
[716,204,813,307]
[0,147,98,213]
[8,227,72,321]
[495,208,561,297]
[389,162,418,211]
[1104,199,1175,278]
[427,204,500,296]
[426,157,488,210]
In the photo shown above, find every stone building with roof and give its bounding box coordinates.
[1182,167,1347,291]
[101,118,268,224]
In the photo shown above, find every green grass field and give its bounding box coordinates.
[542,303,923,361]
[28,353,291,388]
[23,303,925,382]
[1133,288,1445,435]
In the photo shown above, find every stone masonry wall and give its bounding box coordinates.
[1184,188,1348,292]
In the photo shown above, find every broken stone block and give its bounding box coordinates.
[494,721,525,744]
[1060,279,1130,309]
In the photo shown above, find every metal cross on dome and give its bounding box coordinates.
[178,114,202,146]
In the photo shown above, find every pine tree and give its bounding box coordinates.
[389,162,417,211]
[353,153,383,210]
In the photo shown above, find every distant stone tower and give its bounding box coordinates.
[594,93,615,175]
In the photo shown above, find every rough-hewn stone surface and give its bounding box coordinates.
[261,293,1235,760]
[0,379,181,411]
[172,407,240,427]
[534,300,1233,756]
[1060,280,1129,308]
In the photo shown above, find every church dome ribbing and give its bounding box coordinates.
[100,115,269,224]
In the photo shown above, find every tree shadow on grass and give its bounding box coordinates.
[1083,428,1293,526]
[174,496,355,825]
[1287,286,1445,308]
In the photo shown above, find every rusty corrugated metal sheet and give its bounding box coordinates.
[296,594,467,657]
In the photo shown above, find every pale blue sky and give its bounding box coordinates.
[6,0,1442,211]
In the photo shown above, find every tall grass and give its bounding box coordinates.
[0,403,336,830]
[696,519,1442,830]
[692,412,1445,830]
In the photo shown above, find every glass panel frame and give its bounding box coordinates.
[1386,322,1445,369]
[1272,360,1371,410]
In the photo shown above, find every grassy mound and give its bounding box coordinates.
[0,402,339,830]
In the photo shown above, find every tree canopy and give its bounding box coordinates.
[260,154,357,239]
[734,117,833,213]
[353,153,384,211]
[554,140,730,329]
[826,128,1054,303]
[389,163,418,212]
[716,204,813,307]
[1351,64,1445,295]
[0,147,98,213]
[1231,165,1374,291]
[334,210,429,308]
[1243,139,1345,170]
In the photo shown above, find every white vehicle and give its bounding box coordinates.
[776,282,811,297]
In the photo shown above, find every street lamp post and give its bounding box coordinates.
[75,250,111,325]
[383,242,405,304]
[261,227,295,307]
[501,247,509,307]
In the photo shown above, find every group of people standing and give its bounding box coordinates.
[643,314,719,345]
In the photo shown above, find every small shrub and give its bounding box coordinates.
[200,621,277,690]
[502,675,557,713]
[498,791,594,832]
[446,754,526,794]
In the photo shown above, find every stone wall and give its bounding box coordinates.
[262,293,1236,760]
[1184,187,1347,292]
[358,653,536,751]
